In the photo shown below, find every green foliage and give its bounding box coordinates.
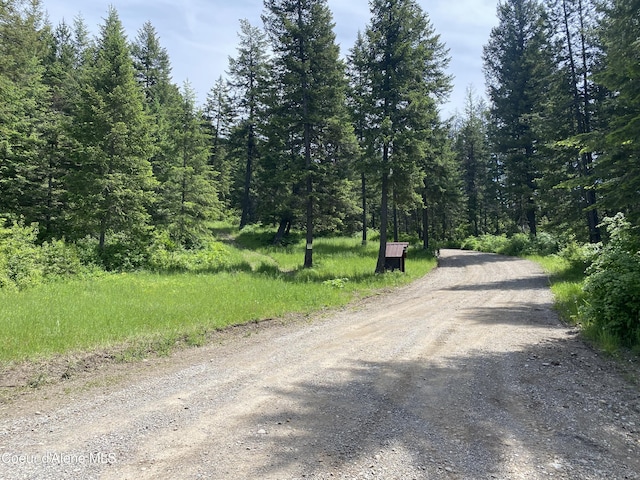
[322,277,349,288]
[148,239,233,273]
[483,0,554,235]
[359,0,452,271]
[262,0,358,267]
[67,7,156,250]
[460,232,560,257]
[0,233,437,363]
[595,0,640,225]
[580,213,640,347]
[41,239,84,278]
[0,219,91,289]
[0,220,43,289]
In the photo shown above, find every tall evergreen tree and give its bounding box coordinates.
[595,0,640,225]
[543,0,603,242]
[204,76,235,210]
[262,0,357,267]
[68,6,155,253]
[0,0,48,224]
[361,0,451,272]
[227,19,271,228]
[454,88,493,237]
[159,83,221,246]
[39,20,79,240]
[130,20,183,228]
[483,0,554,236]
[347,31,373,245]
[422,123,464,248]
[131,21,173,105]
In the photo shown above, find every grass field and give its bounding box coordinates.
[0,234,436,364]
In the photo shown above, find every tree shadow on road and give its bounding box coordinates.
[237,337,640,479]
[438,249,523,268]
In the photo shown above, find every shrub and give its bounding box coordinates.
[148,240,230,272]
[499,233,533,256]
[460,234,510,253]
[41,239,84,277]
[99,232,152,271]
[532,232,560,256]
[580,213,640,347]
[0,220,43,289]
[461,232,561,257]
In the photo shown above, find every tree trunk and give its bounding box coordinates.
[422,204,429,251]
[526,203,537,237]
[304,167,313,268]
[272,215,291,246]
[392,190,399,242]
[361,172,367,245]
[240,122,255,229]
[375,143,390,273]
[297,0,313,269]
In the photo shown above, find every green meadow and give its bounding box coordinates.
[0,234,436,364]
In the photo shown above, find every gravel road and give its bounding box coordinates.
[1,249,639,479]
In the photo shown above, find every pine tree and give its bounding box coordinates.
[0,0,49,225]
[160,83,221,247]
[422,123,464,248]
[347,31,372,245]
[131,21,174,105]
[595,0,640,225]
[204,76,235,211]
[262,0,357,267]
[228,19,271,228]
[130,19,183,229]
[542,0,603,242]
[67,6,156,255]
[453,88,493,237]
[483,0,554,236]
[362,0,451,272]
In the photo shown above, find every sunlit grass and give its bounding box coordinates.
[0,233,436,364]
[528,254,586,324]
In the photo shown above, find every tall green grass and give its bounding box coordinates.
[528,254,586,325]
[0,235,436,364]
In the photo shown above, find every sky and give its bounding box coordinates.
[42,0,500,119]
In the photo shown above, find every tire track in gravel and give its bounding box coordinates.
[1,249,639,480]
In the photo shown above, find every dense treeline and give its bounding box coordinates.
[0,0,639,277]
[1,0,639,348]
[456,0,640,243]
[0,0,456,272]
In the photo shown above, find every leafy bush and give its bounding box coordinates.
[531,232,560,256]
[148,239,231,272]
[580,213,640,347]
[558,240,598,273]
[0,220,44,289]
[460,234,510,253]
[99,231,152,271]
[41,239,85,277]
[0,220,103,289]
[461,232,561,257]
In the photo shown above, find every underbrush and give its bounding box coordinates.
[460,231,559,257]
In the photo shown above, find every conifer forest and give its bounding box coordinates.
[1,0,639,346]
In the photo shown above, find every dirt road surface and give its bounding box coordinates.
[1,249,639,479]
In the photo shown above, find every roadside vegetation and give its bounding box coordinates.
[0,221,436,365]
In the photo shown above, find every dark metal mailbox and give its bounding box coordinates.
[384,242,410,272]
